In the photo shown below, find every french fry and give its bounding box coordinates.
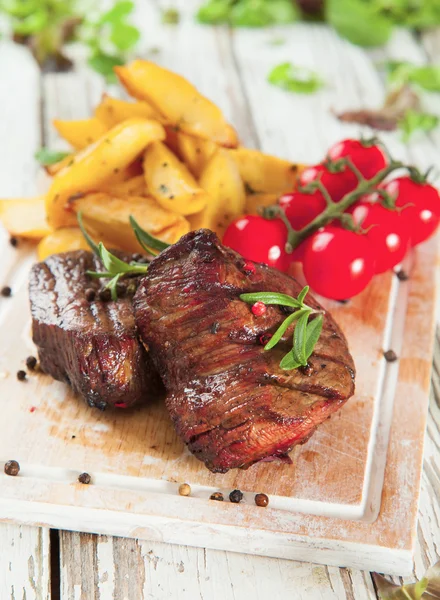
[176,133,216,178]
[94,94,161,127]
[229,148,304,194]
[190,149,245,238]
[53,117,109,150]
[115,60,239,147]
[37,227,94,260]
[46,118,166,229]
[70,192,190,252]
[143,142,208,216]
[245,192,279,215]
[0,196,51,240]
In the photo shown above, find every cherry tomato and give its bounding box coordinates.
[328,139,387,181]
[299,164,351,202]
[302,226,375,300]
[223,215,290,272]
[278,191,327,261]
[349,199,411,274]
[381,177,440,247]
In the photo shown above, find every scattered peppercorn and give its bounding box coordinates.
[210,322,220,334]
[71,435,76,439]
[85,288,96,302]
[4,460,20,476]
[1,286,12,297]
[26,356,37,371]
[259,333,272,346]
[229,489,244,504]
[78,472,91,485]
[255,493,269,507]
[396,270,409,281]
[384,350,398,362]
[116,281,127,298]
[243,261,256,275]
[179,483,191,496]
[210,492,224,501]
[98,288,111,302]
[29,406,37,413]
[337,299,349,305]
[16,370,26,381]
[251,302,267,317]
[9,237,18,248]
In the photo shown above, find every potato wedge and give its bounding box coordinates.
[143,142,208,216]
[190,149,246,238]
[46,118,166,229]
[245,192,279,216]
[115,60,238,147]
[37,227,94,260]
[70,192,190,253]
[0,196,51,240]
[229,148,304,194]
[176,133,216,178]
[45,153,76,177]
[94,94,161,127]
[103,175,147,197]
[53,117,109,150]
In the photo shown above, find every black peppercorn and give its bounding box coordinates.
[4,460,20,476]
[229,489,243,504]
[99,288,111,302]
[85,288,96,302]
[210,492,224,501]
[16,370,26,381]
[116,281,127,297]
[384,349,398,362]
[9,237,18,248]
[396,270,409,281]
[78,472,91,484]
[26,356,37,370]
[1,286,12,297]
[255,493,269,507]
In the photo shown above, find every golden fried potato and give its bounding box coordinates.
[143,142,208,216]
[245,192,279,215]
[70,192,190,252]
[115,60,238,147]
[190,149,245,238]
[53,118,109,150]
[45,153,76,177]
[94,94,161,127]
[176,133,216,178]
[37,227,94,260]
[46,119,166,229]
[0,196,51,240]
[104,175,147,197]
[229,148,304,194]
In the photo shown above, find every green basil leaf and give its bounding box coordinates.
[399,109,439,142]
[268,62,323,94]
[264,310,306,350]
[239,292,301,309]
[34,148,69,166]
[129,216,170,254]
[297,285,309,306]
[279,351,302,371]
[110,23,140,50]
[305,314,323,360]
[77,212,101,257]
[263,0,299,24]
[292,310,311,366]
[230,0,272,27]
[326,0,393,47]
[196,0,233,24]
[99,1,134,24]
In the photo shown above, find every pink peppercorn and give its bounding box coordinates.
[252,302,267,317]
[259,333,272,346]
[243,261,256,274]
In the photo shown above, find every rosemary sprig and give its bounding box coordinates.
[240,286,323,371]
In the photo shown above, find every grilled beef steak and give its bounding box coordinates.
[29,250,161,410]
[134,230,355,473]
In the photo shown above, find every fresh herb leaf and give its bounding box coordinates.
[326,0,393,47]
[279,351,302,371]
[98,242,138,275]
[385,61,440,92]
[196,0,233,24]
[305,314,323,360]
[99,1,134,24]
[35,148,69,166]
[110,22,140,51]
[240,291,301,309]
[129,216,171,255]
[77,211,101,256]
[196,0,298,27]
[264,310,306,350]
[162,8,180,24]
[399,109,439,142]
[268,62,323,94]
[292,310,310,366]
[297,285,309,305]
[87,52,124,81]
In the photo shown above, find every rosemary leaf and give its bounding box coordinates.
[240,291,301,309]
[264,309,307,350]
[305,315,323,361]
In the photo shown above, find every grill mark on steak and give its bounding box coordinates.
[134,229,355,473]
[29,249,162,410]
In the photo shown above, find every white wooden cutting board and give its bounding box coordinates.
[0,0,439,576]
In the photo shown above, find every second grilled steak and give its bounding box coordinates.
[29,250,161,410]
[134,230,355,473]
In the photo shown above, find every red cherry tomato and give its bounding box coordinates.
[328,139,387,181]
[349,199,411,274]
[223,215,290,272]
[381,177,440,247]
[278,191,327,261]
[302,226,375,300]
[299,164,351,202]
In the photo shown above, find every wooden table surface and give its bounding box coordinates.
[1,1,440,597]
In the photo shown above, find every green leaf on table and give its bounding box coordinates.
[386,61,440,92]
[87,52,124,80]
[305,314,323,360]
[326,0,393,47]
[399,109,439,142]
[99,1,134,25]
[34,148,69,166]
[292,310,310,366]
[110,22,140,50]
[196,0,233,24]
[12,9,48,35]
[262,0,300,25]
[268,62,324,94]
